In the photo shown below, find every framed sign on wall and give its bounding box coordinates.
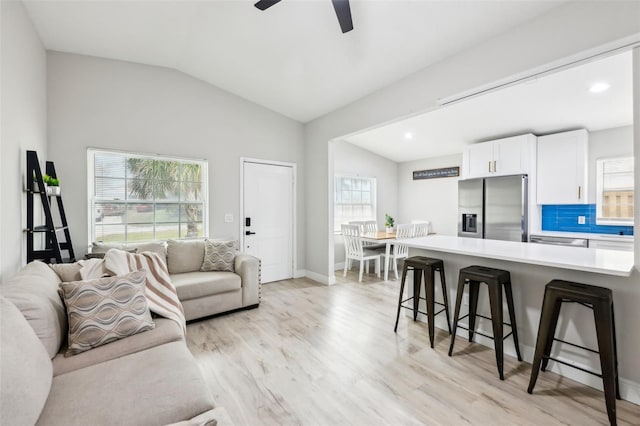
[413,167,460,180]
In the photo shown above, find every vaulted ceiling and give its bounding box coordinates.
[24,0,564,122]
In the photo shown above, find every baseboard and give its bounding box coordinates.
[414,313,640,405]
[295,269,334,285]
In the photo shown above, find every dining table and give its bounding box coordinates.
[360,231,396,281]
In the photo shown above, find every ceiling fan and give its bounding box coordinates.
[254,0,354,34]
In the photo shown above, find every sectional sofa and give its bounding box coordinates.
[1,239,261,425]
[0,261,227,425]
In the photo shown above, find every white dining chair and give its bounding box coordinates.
[349,220,385,251]
[341,224,381,282]
[412,220,431,237]
[381,223,414,280]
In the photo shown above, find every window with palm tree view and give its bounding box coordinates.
[89,149,207,243]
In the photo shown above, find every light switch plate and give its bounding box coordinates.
[578,215,586,225]
[224,214,233,223]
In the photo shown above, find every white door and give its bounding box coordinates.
[243,161,294,283]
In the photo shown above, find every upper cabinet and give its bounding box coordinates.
[462,134,536,179]
[536,129,588,204]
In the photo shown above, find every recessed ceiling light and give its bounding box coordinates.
[589,82,610,93]
[404,132,414,140]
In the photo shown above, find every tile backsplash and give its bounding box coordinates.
[541,204,634,235]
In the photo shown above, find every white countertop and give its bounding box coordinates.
[530,231,633,242]
[403,235,634,277]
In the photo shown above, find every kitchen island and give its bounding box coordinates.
[402,235,634,276]
[398,235,639,404]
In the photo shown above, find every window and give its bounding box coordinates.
[596,156,634,225]
[88,149,208,244]
[334,175,376,232]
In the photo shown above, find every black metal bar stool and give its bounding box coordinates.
[394,256,451,348]
[448,265,522,380]
[527,280,620,426]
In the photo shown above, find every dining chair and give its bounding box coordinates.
[362,220,378,233]
[381,223,414,280]
[342,224,381,282]
[412,220,431,237]
[349,220,385,251]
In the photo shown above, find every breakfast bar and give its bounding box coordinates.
[395,234,639,406]
[402,235,634,276]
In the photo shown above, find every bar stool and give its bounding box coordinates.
[394,256,451,348]
[448,265,522,380]
[528,280,620,426]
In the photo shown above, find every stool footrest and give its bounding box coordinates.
[543,355,603,378]
[456,313,514,329]
[399,305,429,317]
[400,296,426,304]
[400,298,448,308]
[455,326,513,341]
[552,337,599,355]
[399,305,447,318]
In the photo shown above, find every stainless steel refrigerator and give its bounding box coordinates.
[458,175,528,242]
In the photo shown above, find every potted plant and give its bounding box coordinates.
[32,173,46,193]
[384,213,395,233]
[43,174,61,196]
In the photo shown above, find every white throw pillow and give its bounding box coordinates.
[201,240,236,272]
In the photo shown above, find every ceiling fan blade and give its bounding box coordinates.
[331,0,353,33]
[254,0,282,11]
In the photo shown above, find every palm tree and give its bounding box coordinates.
[127,158,202,237]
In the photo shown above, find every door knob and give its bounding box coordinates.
[245,231,256,235]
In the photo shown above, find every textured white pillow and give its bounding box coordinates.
[201,240,236,272]
[59,270,155,356]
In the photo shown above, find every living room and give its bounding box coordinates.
[2,1,640,425]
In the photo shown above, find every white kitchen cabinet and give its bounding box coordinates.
[466,142,495,178]
[537,129,588,204]
[463,134,535,179]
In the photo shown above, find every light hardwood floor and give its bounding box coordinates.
[186,272,640,425]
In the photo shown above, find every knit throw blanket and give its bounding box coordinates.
[80,249,186,334]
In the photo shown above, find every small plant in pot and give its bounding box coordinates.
[43,174,61,196]
[384,214,395,233]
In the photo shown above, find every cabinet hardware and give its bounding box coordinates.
[488,161,491,173]
[578,186,581,200]
[493,160,497,172]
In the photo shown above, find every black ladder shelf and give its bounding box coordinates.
[25,150,75,263]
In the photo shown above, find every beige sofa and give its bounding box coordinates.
[0,261,227,426]
[91,239,261,321]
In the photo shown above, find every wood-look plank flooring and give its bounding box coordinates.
[186,272,640,425]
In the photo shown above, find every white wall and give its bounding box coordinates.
[397,154,462,236]
[332,141,398,266]
[47,52,305,265]
[588,125,633,201]
[0,1,47,281]
[305,0,640,282]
